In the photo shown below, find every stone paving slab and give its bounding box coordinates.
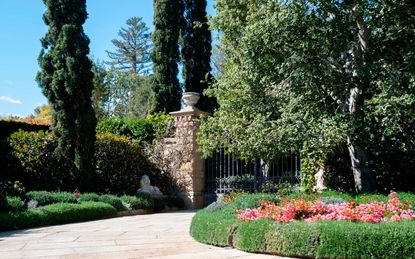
[0,210,291,258]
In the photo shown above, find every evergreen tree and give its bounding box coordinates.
[151,0,182,113]
[182,0,215,112]
[106,17,152,74]
[37,0,96,190]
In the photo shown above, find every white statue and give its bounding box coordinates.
[138,175,163,196]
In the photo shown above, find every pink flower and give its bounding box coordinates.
[236,194,415,224]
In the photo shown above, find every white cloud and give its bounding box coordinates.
[0,96,22,105]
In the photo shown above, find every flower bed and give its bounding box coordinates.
[190,191,415,258]
[237,191,414,223]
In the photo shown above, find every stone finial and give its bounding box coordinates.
[182,92,200,111]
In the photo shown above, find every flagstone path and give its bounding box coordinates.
[0,210,290,258]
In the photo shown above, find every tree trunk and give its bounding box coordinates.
[347,136,376,192]
[347,4,376,193]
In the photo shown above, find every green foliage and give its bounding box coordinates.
[120,195,153,210]
[0,120,49,141]
[96,114,173,142]
[234,219,274,253]
[129,76,156,119]
[181,0,215,112]
[151,0,182,113]
[106,17,151,74]
[26,191,78,206]
[78,193,100,202]
[0,202,116,232]
[145,113,174,139]
[0,196,25,213]
[5,131,73,191]
[97,194,127,211]
[1,131,166,195]
[96,118,154,142]
[37,0,96,190]
[95,133,168,195]
[190,208,239,247]
[201,0,415,192]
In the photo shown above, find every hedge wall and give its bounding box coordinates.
[0,202,116,231]
[0,131,170,195]
[0,120,49,141]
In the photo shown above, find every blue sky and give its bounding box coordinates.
[0,0,215,117]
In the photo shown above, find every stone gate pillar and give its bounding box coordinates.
[169,92,208,209]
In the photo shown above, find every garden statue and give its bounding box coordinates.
[138,175,163,197]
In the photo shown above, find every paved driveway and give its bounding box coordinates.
[0,211,288,258]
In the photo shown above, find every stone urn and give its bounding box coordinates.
[182,92,200,111]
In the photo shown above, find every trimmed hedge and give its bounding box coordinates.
[0,196,25,213]
[78,193,100,202]
[120,195,154,210]
[0,120,49,141]
[190,208,239,247]
[26,191,78,206]
[191,193,415,258]
[0,202,116,231]
[98,194,127,211]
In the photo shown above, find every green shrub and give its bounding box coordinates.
[98,194,126,211]
[234,219,275,253]
[5,131,73,192]
[205,200,227,212]
[1,131,168,196]
[0,120,49,141]
[96,118,154,142]
[0,201,116,231]
[26,191,78,206]
[78,193,100,202]
[120,195,154,210]
[190,208,239,247]
[0,196,25,213]
[6,196,25,212]
[94,133,169,195]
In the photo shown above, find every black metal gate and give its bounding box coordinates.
[204,149,301,204]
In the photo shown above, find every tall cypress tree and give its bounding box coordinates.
[182,0,215,112]
[37,0,96,190]
[151,0,182,113]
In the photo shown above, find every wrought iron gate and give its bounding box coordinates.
[204,149,301,204]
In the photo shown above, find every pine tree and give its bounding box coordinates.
[106,17,152,74]
[151,0,183,113]
[37,0,96,190]
[182,0,215,112]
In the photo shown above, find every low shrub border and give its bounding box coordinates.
[191,193,415,258]
[0,202,116,232]
[0,190,186,232]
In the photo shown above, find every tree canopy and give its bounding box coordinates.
[106,17,152,74]
[199,0,415,192]
[181,0,215,111]
[151,0,183,113]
